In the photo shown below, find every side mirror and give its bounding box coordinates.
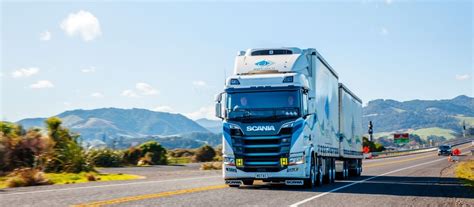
[215,92,224,120]
[215,102,223,119]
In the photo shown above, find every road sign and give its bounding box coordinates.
[394,133,409,144]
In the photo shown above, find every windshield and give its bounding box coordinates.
[439,146,451,150]
[226,90,301,121]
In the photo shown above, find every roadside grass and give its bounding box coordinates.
[168,157,192,165]
[455,159,474,187]
[0,176,7,188]
[411,127,456,140]
[0,172,143,189]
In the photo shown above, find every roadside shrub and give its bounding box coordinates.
[123,141,167,165]
[214,145,223,161]
[43,117,93,173]
[123,147,142,165]
[192,145,216,162]
[200,162,222,170]
[86,173,97,181]
[0,122,53,172]
[168,149,195,157]
[138,141,167,165]
[87,149,123,167]
[6,168,52,187]
[137,152,153,166]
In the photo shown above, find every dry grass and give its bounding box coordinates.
[200,162,222,170]
[455,159,474,187]
[0,170,143,189]
[6,168,52,188]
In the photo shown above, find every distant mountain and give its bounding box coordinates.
[363,95,474,138]
[18,108,210,142]
[195,118,222,134]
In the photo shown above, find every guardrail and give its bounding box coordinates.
[367,137,473,159]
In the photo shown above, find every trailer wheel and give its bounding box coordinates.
[330,158,336,183]
[316,157,324,186]
[323,158,330,184]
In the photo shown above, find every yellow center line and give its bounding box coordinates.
[73,145,472,207]
[71,184,228,207]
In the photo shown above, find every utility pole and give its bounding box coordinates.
[368,121,373,142]
[462,121,466,138]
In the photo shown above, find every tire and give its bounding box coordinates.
[316,157,324,186]
[303,156,316,188]
[330,158,336,183]
[243,180,254,185]
[323,158,330,184]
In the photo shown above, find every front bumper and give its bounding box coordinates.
[223,163,308,180]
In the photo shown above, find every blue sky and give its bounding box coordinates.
[1,1,472,122]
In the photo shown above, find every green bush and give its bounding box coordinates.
[192,145,216,162]
[123,141,167,165]
[139,141,167,165]
[87,149,123,167]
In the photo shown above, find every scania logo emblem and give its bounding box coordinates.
[255,60,273,67]
[246,125,276,132]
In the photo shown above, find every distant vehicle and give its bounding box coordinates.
[437,145,452,156]
[215,47,363,188]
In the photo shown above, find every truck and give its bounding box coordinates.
[214,47,363,188]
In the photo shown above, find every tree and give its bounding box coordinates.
[192,145,216,162]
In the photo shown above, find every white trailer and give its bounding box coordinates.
[215,47,363,188]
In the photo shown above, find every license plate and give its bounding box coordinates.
[256,173,268,179]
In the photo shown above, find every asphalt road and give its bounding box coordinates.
[0,143,472,207]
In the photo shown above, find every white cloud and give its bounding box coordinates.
[455,74,471,81]
[121,89,139,98]
[153,105,174,113]
[136,82,159,95]
[380,27,389,35]
[39,30,51,41]
[192,80,207,87]
[81,67,96,73]
[385,0,393,5]
[11,67,40,78]
[91,92,104,98]
[30,80,54,89]
[122,82,159,98]
[60,10,102,42]
[184,105,215,120]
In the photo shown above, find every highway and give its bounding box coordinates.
[0,143,472,207]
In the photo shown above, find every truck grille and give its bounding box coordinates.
[231,130,291,172]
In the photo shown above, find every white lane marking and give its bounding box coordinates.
[289,156,451,207]
[0,175,221,196]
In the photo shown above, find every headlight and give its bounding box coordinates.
[281,121,294,128]
[224,157,235,166]
[289,156,305,165]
